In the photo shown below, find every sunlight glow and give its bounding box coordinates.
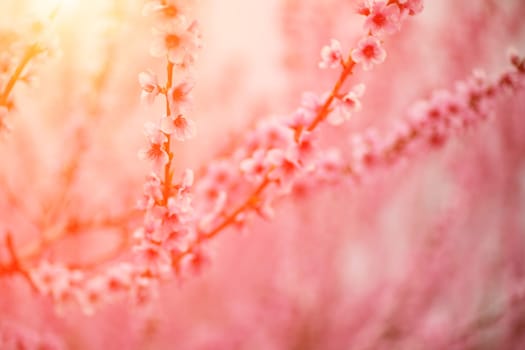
[33,0,80,18]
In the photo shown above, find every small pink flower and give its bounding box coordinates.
[29,262,78,304]
[315,149,345,184]
[330,84,366,125]
[299,91,330,123]
[150,22,198,64]
[138,122,169,171]
[240,149,269,182]
[207,161,234,188]
[364,1,401,35]
[288,108,313,132]
[104,263,133,294]
[181,249,210,276]
[508,47,522,67]
[398,0,424,16]
[197,161,235,202]
[76,277,108,315]
[259,120,294,149]
[133,241,171,275]
[137,172,163,209]
[144,172,162,199]
[160,114,196,141]
[356,0,374,16]
[134,213,161,240]
[319,39,343,69]
[351,130,382,169]
[168,80,193,114]
[266,149,300,191]
[180,168,194,189]
[351,35,386,70]
[168,191,192,217]
[143,0,188,25]
[138,70,160,105]
[294,132,318,165]
[301,91,324,113]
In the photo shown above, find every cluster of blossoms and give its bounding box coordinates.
[134,0,202,285]
[0,320,62,350]
[13,0,525,318]
[185,1,428,253]
[17,0,428,313]
[347,51,525,178]
[194,50,525,223]
[320,0,423,72]
[29,260,160,314]
[297,50,525,190]
[24,0,203,314]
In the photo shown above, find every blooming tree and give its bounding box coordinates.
[1,0,525,348]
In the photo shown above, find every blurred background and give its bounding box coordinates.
[1,0,525,349]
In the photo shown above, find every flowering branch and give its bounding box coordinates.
[1,233,37,292]
[168,0,425,269]
[0,9,60,130]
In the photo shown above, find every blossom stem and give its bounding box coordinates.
[162,62,175,203]
[0,44,40,106]
[171,57,358,264]
[203,57,356,237]
[307,58,356,131]
[3,233,38,292]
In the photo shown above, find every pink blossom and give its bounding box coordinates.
[398,0,424,16]
[181,249,210,276]
[351,129,383,170]
[165,193,193,225]
[287,108,313,134]
[29,262,83,307]
[364,1,401,35]
[314,149,345,184]
[293,91,329,130]
[137,172,163,209]
[240,149,270,182]
[329,83,366,125]
[292,131,318,166]
[103,263,133,294]
[356,0,374,16]
[160,114,196,141]
[508,47,525,71]
[150,22,198,64]
[30,261,67,296]
[167,80,193,114]
[138,70,160,105]
[196,161,236,203]
[245,119,294,152]
[143,172,163,202]
[259,120,294,150]
[76,276,108,315]
[351,35,386,70]
[266,148,301,191]
[180,168,194,189]
[197,190,227,231]
[133,241,171,276]
[301,91,324,114]
[138,122,169,171]
[136,208,164,241]
[143,0,188,25]
[319,39,343,69]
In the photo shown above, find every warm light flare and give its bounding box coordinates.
[32,0,79,17]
